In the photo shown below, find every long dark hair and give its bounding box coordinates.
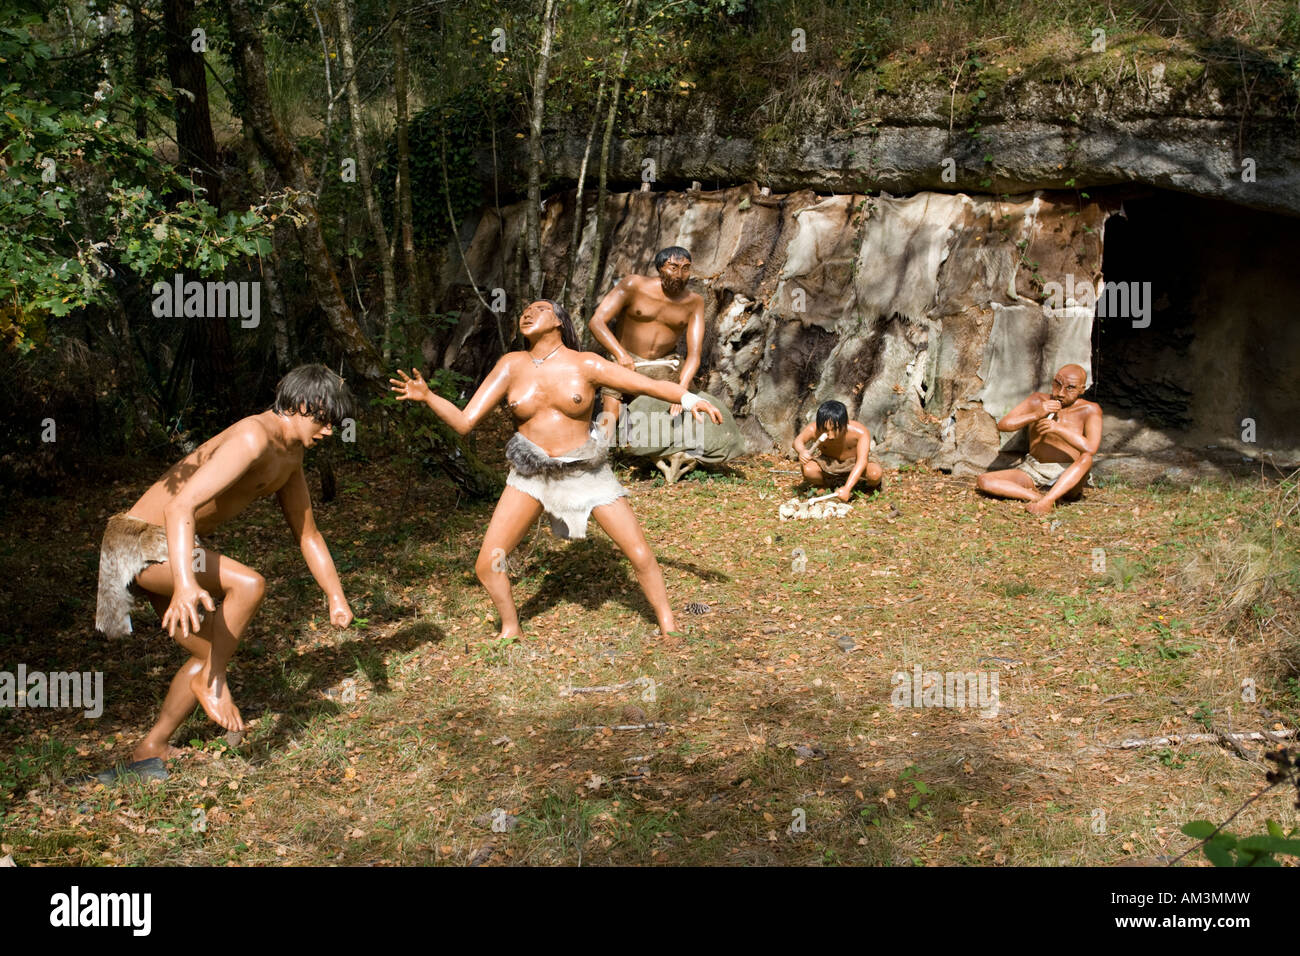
[539,299,579,351]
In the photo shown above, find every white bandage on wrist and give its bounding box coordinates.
[680,391,700,411]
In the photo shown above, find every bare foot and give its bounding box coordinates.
[495,626,523,642]
[189,666,244,732]
[131,742,187,762]
[657,613,677,636]
[1025,498,1054,516]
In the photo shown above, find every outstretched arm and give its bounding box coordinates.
[583,355,724,424]
[277,466,351,627]
[390,356,512,436]
[588,279,635,368]
[160,424,268,638]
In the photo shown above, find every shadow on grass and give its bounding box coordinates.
[513,536,732,629]
[237,618,447,760]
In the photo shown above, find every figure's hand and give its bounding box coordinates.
[1030,417,1056,438]
[162,582,215,639]
[389,368,432,404]
[668,403,683,416]
[836,486,852,503]
[1040,399,1062,418]
[616,353,636,371]
[797,449,813,464]
[689,398,724,425]
[328,593,353,628]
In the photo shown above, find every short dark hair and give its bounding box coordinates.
[272,364,355,427]
[654,246,692,270]
[815,400,849,433]
[540,299,579,351]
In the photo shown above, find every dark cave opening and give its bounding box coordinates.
[1092,189,1300,459]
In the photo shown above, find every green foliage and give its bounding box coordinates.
[475,635,519,666]
[376,86,516,248]
[898,764,931,812]
[0,738,79,794]
[1181,819,1300,867]
[1153,747,1186,769]
[1151,617,1200,660]
[0,5,278,350]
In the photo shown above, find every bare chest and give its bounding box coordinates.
[623,293,691,330]
[506,363,594,421]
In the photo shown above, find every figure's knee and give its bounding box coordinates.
[625,542,655,573]
[865,462,883,485]
[800,461,822,483]
[975,473,993,493]
[474,552,499,584]
[232,568,266,606]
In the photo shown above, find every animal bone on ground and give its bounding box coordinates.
[778,496,853,521]
[656,451,698,483]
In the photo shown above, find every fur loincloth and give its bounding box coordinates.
[1015,454,1069,489]
[94,513,199,639]
[505,428,627,540]
[813,452,855,478]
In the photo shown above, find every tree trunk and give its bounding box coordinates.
[581,0,638,322]
[223,0,501,498]
[392,0,426,320]
[163,0,222,207]
[223,0,384,384]
[332,0,398,362]
[244,128,290,370]
[562,75,606,332]
[525,0,558,300]
[129,0,149,140]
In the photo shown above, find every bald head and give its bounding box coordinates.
[1058,364,1086,385]
[1051,364,1088,405]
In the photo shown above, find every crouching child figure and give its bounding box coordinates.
[793,400,883,501]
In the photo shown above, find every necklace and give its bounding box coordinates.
[531,344,562,366]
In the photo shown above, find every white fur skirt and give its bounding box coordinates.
[505,429,627,540]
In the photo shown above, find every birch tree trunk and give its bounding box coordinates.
[581,0,639,323]
[392,0,426,319]
[332,0,398,362]
[525,0,558,300]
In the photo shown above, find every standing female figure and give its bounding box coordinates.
[392,300,723,640]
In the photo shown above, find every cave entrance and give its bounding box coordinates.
[1092,189,1300,461]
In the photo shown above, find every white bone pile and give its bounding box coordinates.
[778,497,853,521]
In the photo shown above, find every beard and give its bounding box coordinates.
[661,276,686,295]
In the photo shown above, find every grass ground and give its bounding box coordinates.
[1,424,1297,866]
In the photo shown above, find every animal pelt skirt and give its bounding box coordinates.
[505,428,627,540]
[95,513,200,639]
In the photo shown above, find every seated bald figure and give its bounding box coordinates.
[588,246,742,480]
[975,363,1102,514]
